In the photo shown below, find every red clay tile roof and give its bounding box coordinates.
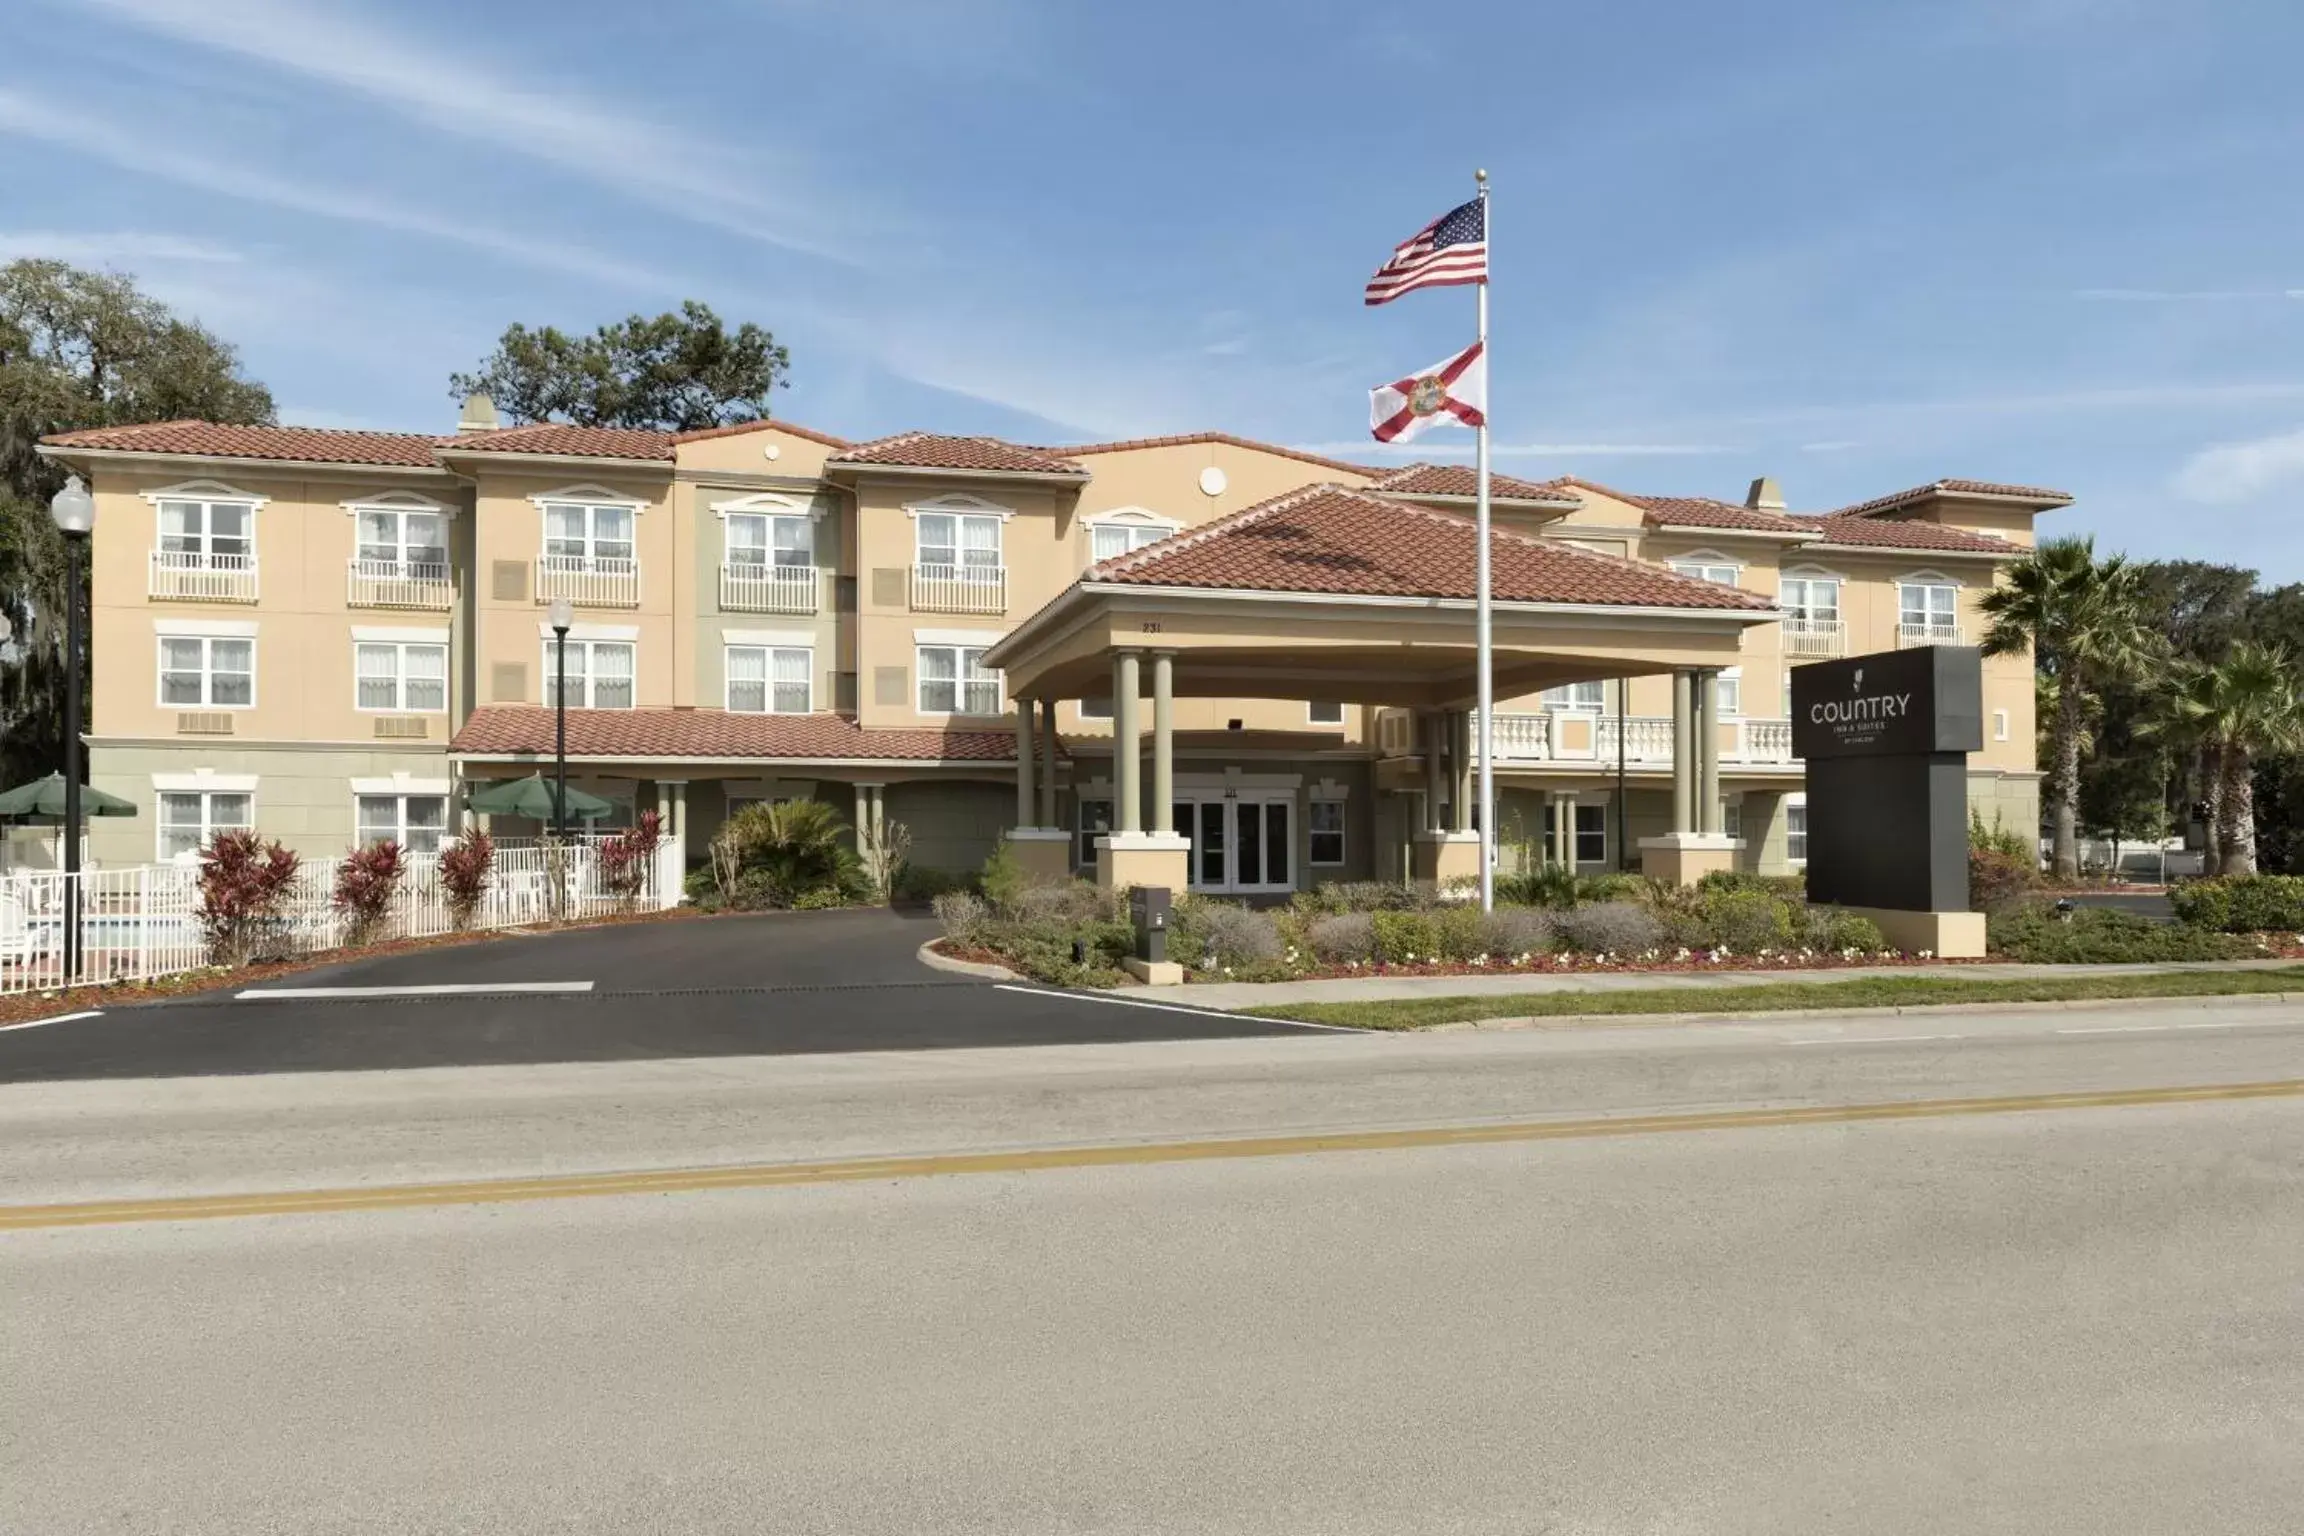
[1639,496,1815,534]
[1370,463,1582,506]
[829,433,1086,475]
[438,423,675,460]
[1051,432,1382,478]
[1085,484,1774,610]
[1799,514,2021,554]
[39,420,444,467]
[669,417,850,448]
[1831,478,2074,519]
[450,706,1020,761]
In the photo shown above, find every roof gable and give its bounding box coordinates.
[828,433,1085,475]
[1370,462,1581,507]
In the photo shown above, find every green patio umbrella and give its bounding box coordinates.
[465,773,616,823]
[0,773,139,820]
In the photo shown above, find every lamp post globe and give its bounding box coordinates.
[49,474,96,983]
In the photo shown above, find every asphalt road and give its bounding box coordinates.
[5,1003,2304,1532]
[0,910,1301,1083]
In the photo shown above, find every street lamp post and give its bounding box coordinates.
[548,597,572,842]
[50,475,96,984]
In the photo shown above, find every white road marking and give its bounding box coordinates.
[991,983,1364,1032]
[235,982,596,1000]
[0,1009,103,1032]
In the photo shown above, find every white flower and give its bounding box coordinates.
[1919,949,1934,960]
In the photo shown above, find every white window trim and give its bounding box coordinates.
[913,627,1006,647]
[722,627,816,649]
[723,643,815,714]
[1715,665,1744,718]
[351,625,449,645]
[1086,507,1183,566]
[340,489,455,518]
[1306,700,1346,727]
[1779,566,1846,620]
[353,790,452,852]
[154,786,255,863]
[1896,571,1963,620]
[1308,798,1348,866]
[902,492,1015,523]
[1786,792,1809,866]
[711,490,827,523]
[535,621,641,641]
[915,642,1004,718]
[540,638,638,709]
[349,775,451,796]
[353,638,450,714]
[150,616,257,638]
[527,483,647,510]
[142,478,270,512]
[156,632,256,710]
[1669,549,1743,585]
[1993,709,2011,742]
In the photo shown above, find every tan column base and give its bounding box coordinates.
[1840,906,1988,959]
[1095,832,1191,894]
[1004,828,1075,885]
[1122,956,1186,986]
[1637,832,1742,886]
[1411,831,1482,896]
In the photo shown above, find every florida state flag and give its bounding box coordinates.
[1368,340,1486,443]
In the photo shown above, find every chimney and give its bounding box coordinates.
[457,392,500,434]
[1745,475,1785,511]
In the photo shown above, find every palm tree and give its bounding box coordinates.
[2168,641,2304,875]
[1979,537,2162,881]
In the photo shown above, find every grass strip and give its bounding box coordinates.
[1245,966,2304,1030]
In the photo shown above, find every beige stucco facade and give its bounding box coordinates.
[48,414,2056,892]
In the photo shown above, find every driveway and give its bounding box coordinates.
[0,910,1307,1083]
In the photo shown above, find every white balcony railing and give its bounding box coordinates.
[1482,712,1798,766]
[719,562,821,614]
[911,562,1007,615]
[1782,616,1846,658]
[148,550,257,602]
[346,557,452,610]
[536,554,639,608]
[1897,620,1964,647]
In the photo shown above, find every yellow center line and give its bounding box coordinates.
[7,1077,2302,1232]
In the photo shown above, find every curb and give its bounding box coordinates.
[1420,989,2304,1033]
[916,940,1019,982]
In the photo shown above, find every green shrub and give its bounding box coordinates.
[978,841,1029,911]
[1969,848,2037,916]
[1970,806,2034,862]
[1307,911,1378,964]
[1988,905,2255,963]
[999,916,1133,987]
[791,886,850,910]
[1497,864,1579,909]
[1699,887,1798,951]
[1196,904,1285,969]
[1433,903,1490,961]
[1799,906,1884,954]
[1553,900,1665,955]
[1300,880,1422,914]
[2170,875,2304,934]
[1371,910,1441,964]
[932,890,990,945]
[1480,906,1555,960]
[709,799,865,909]
[1574,872,1651,906]
[894,865,972,903]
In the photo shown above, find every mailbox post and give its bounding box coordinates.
[1123,885,1181,986]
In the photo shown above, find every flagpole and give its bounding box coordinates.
[1473,167,1494,913]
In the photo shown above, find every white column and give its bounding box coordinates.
[1113,650,1142,834]
[1038,698,1059,829]
[1697,670,1722,836]
[1671,669,1695,834]
[1014,697,1035,829]
[1422,711,1446,831]
[1451,710,1473,835]
[1151,652,1175,836]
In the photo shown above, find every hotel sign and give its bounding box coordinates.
[1792,645,1982,761]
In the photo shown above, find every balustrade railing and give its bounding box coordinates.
[149,549,258,601]
[720,562,821,614]
[536,554,640,607]
[347,556,453,609]
[910,563,1006,614]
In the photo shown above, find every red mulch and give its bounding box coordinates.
[0,907,712,1028]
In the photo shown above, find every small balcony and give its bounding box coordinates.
[347,557,452,610]
[911,562,1007,615]
[1476,712,1798,766]
[1898,620,1964,648]
[536,554,639,608]
[149,550,257,602]
[720,562,821,615]
[1782,616,1845,658]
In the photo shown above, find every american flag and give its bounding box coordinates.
[1364,197,1487,306]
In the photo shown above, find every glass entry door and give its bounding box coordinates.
[1173,795,1293,894]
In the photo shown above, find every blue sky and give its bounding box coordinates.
[5,0,2302,574]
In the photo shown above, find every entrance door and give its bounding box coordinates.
[1174,795,1293,894]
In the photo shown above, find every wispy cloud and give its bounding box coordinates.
[2075,287,2304,301]
[0,231,242,265]
[76,0,869,261]
[2172,424,2304,504]
[0,87,666,290]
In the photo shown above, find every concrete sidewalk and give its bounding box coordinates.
[1176,956,2304,1009]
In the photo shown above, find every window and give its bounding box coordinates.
[158,495,255,563]
[1787,802,1809,862]
[1671,556,1740,586]
[1715,666,1742,717]
[355,506,447,573]
[1899,579,1958,631]
[1540,803,1607,865]
[1077,799,1113,868]
[357,793,448,854]
[355,641,447,712]
[541,501,635,566]
[726,645,812,713]
[918,644,1000,715]
[158,790,251,861]
[726,512,812,570]
[916,511,1002,573]
[1079,698,1113,721]
[1542,681,1606,709]
[1994,708,2010,743]
[1309,800,1347,865]
[1308,701,1346,726]
[1090,521,1170,562]
[1781,575,1842,623]
[542,639,635,708]
[158,635,253,707]
[1723,801,1743,841]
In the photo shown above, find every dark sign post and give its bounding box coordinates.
[1791,646,1983,918]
